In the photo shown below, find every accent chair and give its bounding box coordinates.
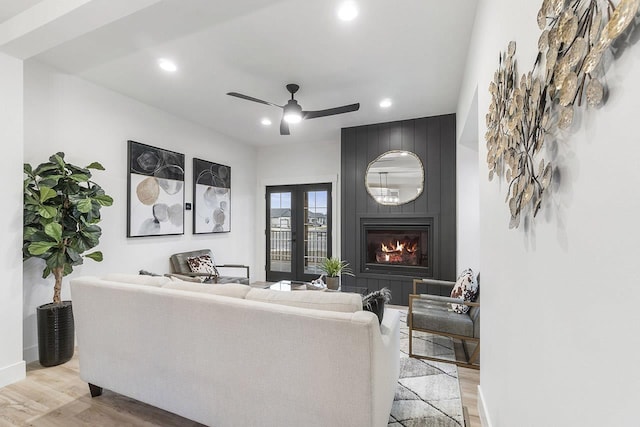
[407,277,480,369]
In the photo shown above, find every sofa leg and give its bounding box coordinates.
[88,383,103,397]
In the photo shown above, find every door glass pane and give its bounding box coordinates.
[304,190,328,275]
[269,192,292,273]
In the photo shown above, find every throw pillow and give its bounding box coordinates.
[186,254,219,281]
[450,268,479,314]
[362,287,392,324]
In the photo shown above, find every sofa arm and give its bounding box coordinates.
[380,307,400,347]
[371,308,400,427]
[217,264,250,279]
[412,278,456,295]
[164,273,211,283]
[414,293,479,307]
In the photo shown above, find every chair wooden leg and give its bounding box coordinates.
[411,352,480,370]
[468,341,480,365]
[409,327,480,369]
[409,327,413,356]
[408,318,414,356]
[88,383,103,397]
[461,339,470,363]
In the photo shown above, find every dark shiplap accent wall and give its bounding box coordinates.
[340,114,456,306]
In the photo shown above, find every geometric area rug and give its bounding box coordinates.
[388,311,464,426]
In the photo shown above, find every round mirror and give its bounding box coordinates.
[365,150,424,205]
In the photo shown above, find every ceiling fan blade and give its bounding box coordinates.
[280,119,290,136]
[227,92,282,108]
[302,103,360,120]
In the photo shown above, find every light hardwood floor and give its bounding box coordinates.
[459,366,481,427]
[0,352,480,427]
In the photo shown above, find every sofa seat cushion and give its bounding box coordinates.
[162,282,252,299]
[410,299,474,337]
[245,288,363,313]
[103,273,174,287]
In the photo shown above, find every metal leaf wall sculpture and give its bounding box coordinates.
[486,0,639,228]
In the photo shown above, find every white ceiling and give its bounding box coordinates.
[2,0,478,147]
[0,0,42,22]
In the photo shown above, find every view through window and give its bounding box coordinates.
[266,184,331,282]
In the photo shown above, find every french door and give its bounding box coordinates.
[266,183,332,282]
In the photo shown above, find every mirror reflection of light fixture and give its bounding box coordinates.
[365,150,424,206]
[283,100,302,123]
[375,172,399,204]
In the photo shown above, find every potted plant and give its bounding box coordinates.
[319,257,354,290]
[23,152,113,366]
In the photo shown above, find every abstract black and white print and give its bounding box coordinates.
[193,158,231,234]
[127,140,185,237]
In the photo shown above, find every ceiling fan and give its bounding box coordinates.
[227,84,360,135]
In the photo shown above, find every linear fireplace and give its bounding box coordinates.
[360,217,433,277]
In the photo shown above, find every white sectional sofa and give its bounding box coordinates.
[70,274,400,427]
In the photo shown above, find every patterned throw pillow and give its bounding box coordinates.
[450,268,479,314]
[186,255,219,280]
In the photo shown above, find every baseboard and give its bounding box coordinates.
[23,345,39,364]
[477,385,492,427]
[0,360,26,388]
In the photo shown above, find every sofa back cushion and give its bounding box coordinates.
[102,273,174,287]
[245,288,362,313]
[162,282,252,299]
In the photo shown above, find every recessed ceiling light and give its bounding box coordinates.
[379,98,392,108]
[337,1,358,21]
[158,58,177,72]
[261,118,272,126]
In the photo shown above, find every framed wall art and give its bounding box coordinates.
[127,140,185,237]
[193,158,231,234]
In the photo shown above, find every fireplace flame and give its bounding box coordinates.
[381,240,417,254]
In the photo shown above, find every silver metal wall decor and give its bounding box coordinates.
[486,0,639,228]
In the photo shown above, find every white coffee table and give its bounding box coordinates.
[269,280,327,291]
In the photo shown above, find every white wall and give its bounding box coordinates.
[254,140,340,281]
[0,53,26,387]
[457,1,640,426]
[457,88,480,273]
[23,60,257,362]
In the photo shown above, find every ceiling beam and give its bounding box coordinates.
[0,0,161,59]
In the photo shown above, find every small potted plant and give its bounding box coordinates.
[319,257,354,290]
[23,153,113,366]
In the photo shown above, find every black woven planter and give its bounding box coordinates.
[37,301,75,367]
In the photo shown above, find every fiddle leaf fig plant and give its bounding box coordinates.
[23,153,113,304]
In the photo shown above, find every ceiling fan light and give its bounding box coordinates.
[379,98,392,108]
[158,58,177,72]
[283,101,303,123]
[337,1,359,21]
[284,112,302,124]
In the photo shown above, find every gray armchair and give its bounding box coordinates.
[408,277,480,369]
[168,249,250,284]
